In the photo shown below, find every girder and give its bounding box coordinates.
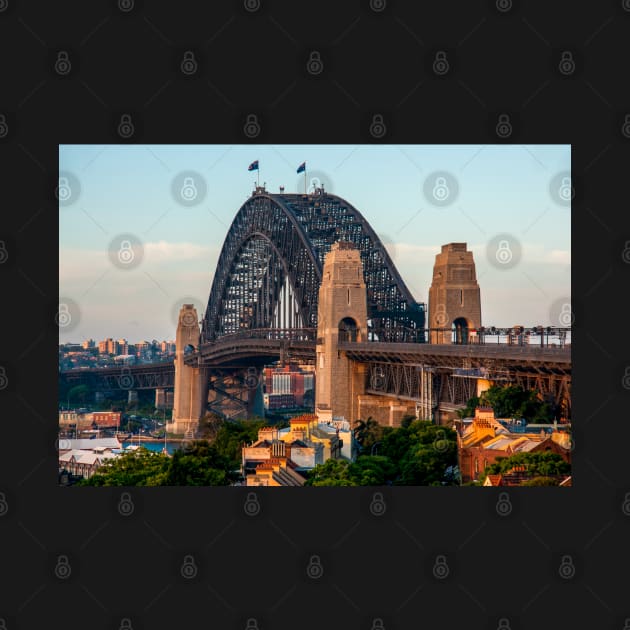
[202,189,426,343]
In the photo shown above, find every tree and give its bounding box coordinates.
[353,417,383,453]
[462,385,556,423]
[164,440,234,486]
[67,384,90,406]
[522,476,562,487]
[305,459,357,486]
[478,451,570,485]
[78,440,239,486]
[78,448,170,486]
[307,419,458,487]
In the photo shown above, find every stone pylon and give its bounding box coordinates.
[168,304,207,435]
[315,242,368,424]
[428,243,481,344]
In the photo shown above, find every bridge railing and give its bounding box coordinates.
[209,328,318,344]
[367,326,571,348]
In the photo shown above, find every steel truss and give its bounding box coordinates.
[202,189,425,344]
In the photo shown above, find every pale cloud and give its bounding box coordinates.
[143,241,217,262]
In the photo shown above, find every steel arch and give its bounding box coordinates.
[202,189,426,343]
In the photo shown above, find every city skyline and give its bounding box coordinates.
[59,144,570,341]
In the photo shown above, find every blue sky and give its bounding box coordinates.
[59,144,570,343]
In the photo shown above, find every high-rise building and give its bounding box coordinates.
[264,364,316,408]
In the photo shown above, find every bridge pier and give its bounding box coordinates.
[168,304,208,435]
[315,242,368,424]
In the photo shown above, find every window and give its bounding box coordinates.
[460,289,463,306]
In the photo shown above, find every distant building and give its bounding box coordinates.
[263,364,315,409]
[82,339,95,349]
[113,354,136,365]
[241,414,353,485]
[58,438,122,479]
[246,457,307,486]
[92,412,121,429]
[457,407,571,483]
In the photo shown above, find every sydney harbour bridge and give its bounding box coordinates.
[60,184,571,427]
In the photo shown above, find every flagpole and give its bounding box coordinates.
[304,166,307,194]
[257,162,260,188]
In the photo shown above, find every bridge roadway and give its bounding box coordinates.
[60,328,571,391]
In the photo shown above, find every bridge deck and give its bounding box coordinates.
[339,341,571,370]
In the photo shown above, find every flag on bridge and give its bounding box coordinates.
[248,160,259,171]
[296,161,306,173]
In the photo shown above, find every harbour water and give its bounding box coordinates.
[122,441,181,455]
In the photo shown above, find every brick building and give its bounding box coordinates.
[458,407,571,483]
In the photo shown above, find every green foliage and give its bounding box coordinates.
[521,476,562,487]
[306,459,357,486]
[461,385,555,423]
[212,418,267,469]
[307,418,458,486]
[478,451,570,484]
[457,396,480,419]
[78,439,238,486]
[164,441,234,486]
[67,384,90,405]
[78,448,170,486]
